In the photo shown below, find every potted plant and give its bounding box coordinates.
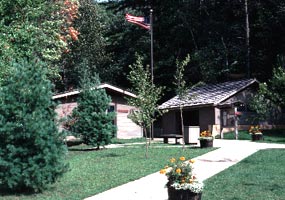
[160,156,203,200]
[198,130,213,148]
[249,125,263,141]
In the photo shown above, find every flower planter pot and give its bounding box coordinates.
[168,186,202,200]
[199,139,213,148]
[251,134,263,141]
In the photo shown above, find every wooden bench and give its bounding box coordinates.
[160,134,183,144]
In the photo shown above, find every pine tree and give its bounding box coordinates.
[71,73,116,150]
[0,59,68,192]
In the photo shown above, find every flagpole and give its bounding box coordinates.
[150,9,154,83]
[150,9,154,140]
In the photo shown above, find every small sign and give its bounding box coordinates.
[118,109,129,113]
[235,111,242,116]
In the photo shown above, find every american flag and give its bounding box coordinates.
[125,13,150,30]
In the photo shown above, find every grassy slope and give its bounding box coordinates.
[203,149,285,200]
[1,145,213,200]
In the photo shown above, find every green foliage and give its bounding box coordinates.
[0,0,79,84]
[250,65,285,122]
[71,73,116,149]
[268,66,285,106]
[106,0,285,95]
[0,59,68,192]
[102,4,151,89]
[174,55,190,102]
[249,83,272,121]
[58,0,115,92]
[192,44,231,83]
[173,55,191,149]
[127,55,163,130]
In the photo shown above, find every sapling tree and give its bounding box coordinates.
[173,55,190,150]
[71,72,116,150]
[0,59,68,192]
[127,55,163,158]
[173,55,202,149]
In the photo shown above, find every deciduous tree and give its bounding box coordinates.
[251,60,285,122]
[58,0,115,92]
[127,55,163,158]
[0,0,79,84]
[174,55,190,150]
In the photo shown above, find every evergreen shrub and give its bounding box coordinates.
[0,60,68,192]
[71,74,116,149]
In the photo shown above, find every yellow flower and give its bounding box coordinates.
[170,158,176,163]
[189,159,195,164]
[160,169,166,174]
[189,179,193,183]
[200,130,212,137]
[176,168,181,174]
[180,156,186,161]
[164,165,169,169]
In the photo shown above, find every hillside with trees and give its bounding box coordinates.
[95,0,285,100]
[1,0,285,99]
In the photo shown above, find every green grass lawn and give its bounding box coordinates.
[0,144,213,200]
[110,137,146,144]
[222,129,285,144]
[203,149,285,200]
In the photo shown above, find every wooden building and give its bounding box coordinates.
[53,83,143,139]
[158,79,260,138]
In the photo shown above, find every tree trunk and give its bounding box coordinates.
[234,107,239,140]
[149,126,152,146]
[245,0,250,78]
[144,127,149,159]
[180,107,185,150]
[221,36,229,69]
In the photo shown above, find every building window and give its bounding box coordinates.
[108,105,115,113]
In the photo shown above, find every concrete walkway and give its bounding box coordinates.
[85,140,285,200]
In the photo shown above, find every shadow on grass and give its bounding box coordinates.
[263,130,285,138]
[150,143,209,150]
[0,186,37,197]
[68,147,98,151]
[260,138,285,143]
[104,153,125,157]
[68,143,101,151]
[68,147,125,158]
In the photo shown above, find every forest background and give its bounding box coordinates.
[2,0,285,102]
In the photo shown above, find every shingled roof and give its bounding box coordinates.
[159,79,258,110]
